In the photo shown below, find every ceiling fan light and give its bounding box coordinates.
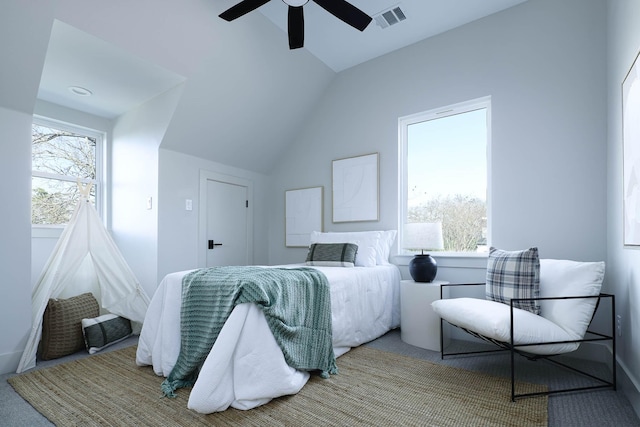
[282,0,308,6]
[68,86,92,96]
[221,0,371,50]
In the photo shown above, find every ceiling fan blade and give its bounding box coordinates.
[219,0,271,21]
[312,0,372,31]
[288,6,304,49]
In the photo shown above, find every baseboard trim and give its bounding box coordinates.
[616,353,640,420]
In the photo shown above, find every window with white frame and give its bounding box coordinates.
[31,117,104,226]
[399,97,490,255]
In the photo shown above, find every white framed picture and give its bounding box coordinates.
[332,153,379,223]
[623,49,640,246]
[285,186,323,247]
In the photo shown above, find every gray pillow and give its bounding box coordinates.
[82,314,132,354]
[305,243,358,267]
[485,247,541,314]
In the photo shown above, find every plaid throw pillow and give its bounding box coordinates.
[306,243,358,267]
[486,247,541,314]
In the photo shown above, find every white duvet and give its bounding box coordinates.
[136,264,401,413]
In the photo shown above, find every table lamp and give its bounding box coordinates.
[403,222,444,282]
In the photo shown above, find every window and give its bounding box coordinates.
[399,97,490,254]
[31,117,104,226]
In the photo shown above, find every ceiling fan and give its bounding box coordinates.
[219,0,373,50]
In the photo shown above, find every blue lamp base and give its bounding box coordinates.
[409,254,438,283]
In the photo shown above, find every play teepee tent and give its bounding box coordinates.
[17,183,150,373]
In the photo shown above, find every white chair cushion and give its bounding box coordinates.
[431,258,605,356]
[539,259,604,340]
[431,298,578,355]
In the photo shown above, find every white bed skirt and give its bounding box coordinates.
[136,264,400,413]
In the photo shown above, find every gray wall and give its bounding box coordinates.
[156,149,271,281]
[266,0,612,355]
[607,0,640,416]
[268,0,608,282]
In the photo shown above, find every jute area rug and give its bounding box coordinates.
[9,345,547,426]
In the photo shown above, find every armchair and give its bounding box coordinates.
[431,256,616,401]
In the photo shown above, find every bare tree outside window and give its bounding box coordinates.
[31,122,99,225]
[407,194,487,252]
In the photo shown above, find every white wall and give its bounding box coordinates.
[53,0,335,175]
[606,0,640,417]
[268,0,608,283]
[0,0,53,374]
[0,107,35,374]
[157,149,271,281]
[111,85,184,298]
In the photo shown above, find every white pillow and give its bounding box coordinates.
[376,230,397,265]
[539,259,604,340]
[310,231,381,267]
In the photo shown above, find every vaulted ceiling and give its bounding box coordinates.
[33,0,527,173]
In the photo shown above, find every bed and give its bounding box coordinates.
[136,250,400,413]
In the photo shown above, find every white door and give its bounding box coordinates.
[206,179,248,267]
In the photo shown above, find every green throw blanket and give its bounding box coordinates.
[161,266,337,397]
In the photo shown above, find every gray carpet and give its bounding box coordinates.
[2,330,639,426]
[368,330,639,427]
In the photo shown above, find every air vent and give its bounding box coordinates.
[374,5,407,29]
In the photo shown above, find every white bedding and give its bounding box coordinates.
[136,264,401,413]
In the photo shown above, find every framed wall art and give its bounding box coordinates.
[332,152,379,223]
[285,186,323,247]
[623,49,640,246]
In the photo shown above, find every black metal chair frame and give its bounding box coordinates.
[438,283,616,401]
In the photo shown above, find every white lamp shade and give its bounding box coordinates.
[403,222,444,251]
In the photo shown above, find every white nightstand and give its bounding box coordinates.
[400,279,450,351]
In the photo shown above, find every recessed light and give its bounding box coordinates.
[68,86,92,96]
